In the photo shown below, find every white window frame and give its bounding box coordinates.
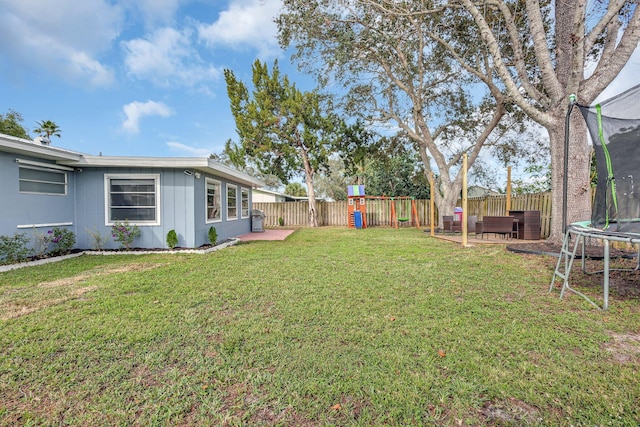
[104,173,160,226]
[227,184,238,221]
[18,165,68,196]
[206,178,222,223]
[241,187,250,218]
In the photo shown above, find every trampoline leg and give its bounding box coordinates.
[603,239,610,311]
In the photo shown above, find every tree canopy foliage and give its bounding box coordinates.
[0,109,30,139]
[278,1,640,239]
[277,0,543,226]
[224,59,342,226]
[33,120,61,139]
[284,182,307,197]
[444,0,640,240]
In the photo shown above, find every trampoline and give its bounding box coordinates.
[550,85,640,310]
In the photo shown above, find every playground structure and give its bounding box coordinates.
[347,185,420,229]
[390,196,420,228]
[550,85,640,310]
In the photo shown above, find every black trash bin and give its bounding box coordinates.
[251,209,265,232]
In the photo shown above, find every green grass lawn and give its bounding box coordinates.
[1,227,638,426]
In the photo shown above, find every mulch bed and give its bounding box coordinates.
[507,241,640,300]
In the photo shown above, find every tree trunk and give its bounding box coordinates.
[434,179,462,229]
[547,108,592,243]
[302,154,319,227]
[306,177,318,227]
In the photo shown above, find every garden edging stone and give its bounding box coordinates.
[0,238,239,273]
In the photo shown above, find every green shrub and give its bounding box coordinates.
[0,232,31,263]
[49,227,76,254]
[278,217,284,226]
[208,226,217,246]
[166,230,178,249]
[111,221,141,249]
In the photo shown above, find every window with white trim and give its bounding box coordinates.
[19,165,67,195]
[105,174,160,225]
[227,184,237,220]
[241,187,249,218]
[206,179,222,222]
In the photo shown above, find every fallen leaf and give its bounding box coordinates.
[331,403,342,411]
[438,349,446,357]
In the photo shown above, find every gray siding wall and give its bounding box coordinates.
[0,152,77,247]
[74,167,251,249]
[193,173,252,247]
[0,152,254,250]
[74,167,196,250]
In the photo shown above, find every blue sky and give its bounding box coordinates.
[1,0,315,158]
[2,0,640,176]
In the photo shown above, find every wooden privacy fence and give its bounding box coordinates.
[253,191,552,238]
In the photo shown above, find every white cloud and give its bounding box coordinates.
[167,141,214,157]
[0,0,122,87]
[197,0,283,58]
[122,100,173,134]
[123,0,182,26]
[122,27,222,88]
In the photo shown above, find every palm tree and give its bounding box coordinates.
[34,120,62,140]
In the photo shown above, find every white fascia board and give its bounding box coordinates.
[68,156,265,188]
[0,134,82,162]
[70,155,199,168]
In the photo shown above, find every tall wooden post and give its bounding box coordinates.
[506,166,512,214]
[462,154,468,247]
[429,172,435,236]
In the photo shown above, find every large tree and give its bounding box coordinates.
[377,0,638,240]
[277,0,536,227]
[0,109,30,139]
[224,59,340,227]
[451,0,640,241]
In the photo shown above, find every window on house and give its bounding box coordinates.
[241,188,249,218]
[227,184,237,220]
[19,166,67,195]
[105,174,159,225]
[206,179,222,222]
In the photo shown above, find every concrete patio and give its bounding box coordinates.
[237,229,297,241]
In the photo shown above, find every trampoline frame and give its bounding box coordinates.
[550,221,640,310]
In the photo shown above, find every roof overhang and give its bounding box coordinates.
[67,156,264,188]
[0,134,82,162]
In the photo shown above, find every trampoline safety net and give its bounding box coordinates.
[579,84,640,233]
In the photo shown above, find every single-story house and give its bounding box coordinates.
[0,133,264,250]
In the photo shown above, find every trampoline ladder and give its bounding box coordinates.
[549,228,609,310]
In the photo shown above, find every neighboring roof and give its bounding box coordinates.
[468,185,499,198]
[254,188,286,196]
[0,133,264,188]
[253,188,308,201]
